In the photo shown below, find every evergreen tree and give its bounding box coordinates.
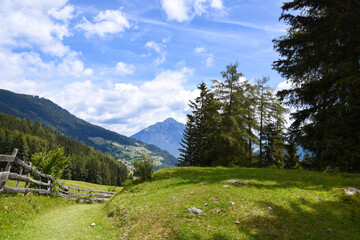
[273,0,360,172]
[178,83,220,167]
[213,63,249,166]
[284,133,300,169]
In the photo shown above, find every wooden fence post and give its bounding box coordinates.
[0,149,18,194]
[47,179,51,196]
[24,162,32,196]
[15,166,23,196]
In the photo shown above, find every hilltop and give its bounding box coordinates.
[105,167,360,239]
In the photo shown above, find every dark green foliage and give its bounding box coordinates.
[0,113,127,185]
[31,147,68,179]
[284,134,300,169]
[134,155,154,181]
[178,82,221,167]
[273,0,360,172]
[179,64,287,168]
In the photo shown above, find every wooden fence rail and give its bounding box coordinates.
[0,149,116,202]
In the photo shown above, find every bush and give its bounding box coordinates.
[134,155,154,181]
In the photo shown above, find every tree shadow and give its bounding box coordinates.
[235,198,360,239]
[153,167,360,192]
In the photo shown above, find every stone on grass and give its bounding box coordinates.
[223,185,229,188]
[188,207,204,215]
[344,187,360,195]
[228,179,237,183]
[214,208,223,213]
[121,233,128,239]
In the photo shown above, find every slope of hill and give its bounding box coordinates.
[0,89,178,169]
[106,167,360,239]
[0,113,128,186]
[131,118,185,158]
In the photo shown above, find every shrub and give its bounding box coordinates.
[134,155,154,181]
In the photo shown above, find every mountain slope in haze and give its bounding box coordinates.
[0,89,178,169]
[131,118,185,158]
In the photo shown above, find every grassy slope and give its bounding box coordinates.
[0,179,122,239]
[105,167,360,240]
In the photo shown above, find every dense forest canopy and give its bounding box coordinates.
[0,113,128,185]
[273,0,360,172]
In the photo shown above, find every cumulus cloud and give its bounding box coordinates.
[161,0,224,22]
[0,0,74,57]
[145,40,168,65]
[76,9,130,38]
[193,46,214,68]
[48,4,74,22]
[115,62,135,75]
[54,67,198,135]
[57,51,93,77]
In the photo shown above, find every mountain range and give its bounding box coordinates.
[0,89,178,169]
[131,118,185,158]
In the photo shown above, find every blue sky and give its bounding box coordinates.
[0,0,289,136]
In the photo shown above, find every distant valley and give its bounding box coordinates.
[0,89,178,169]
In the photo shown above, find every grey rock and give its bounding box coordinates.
[344,187,360,195]
[188,207,204,215]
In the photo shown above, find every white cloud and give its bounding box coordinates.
[76,9,130,38]
[193,46,214,68]
[0,1,73,57]
[145,41,161,53]
[57,51,93,77]
[161,0,190,22]
[48,5,75,22]
[53,67,198,135]
[145,40,168,65]
[205,53,214,67]
[161,0,224,22]
[276,80,292,92]
[115,62,135,75]
[194,46,206,54]
[211,0,223,9]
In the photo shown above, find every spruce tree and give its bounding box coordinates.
[273,0,360,171]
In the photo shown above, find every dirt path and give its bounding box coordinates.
[14,204,119,240]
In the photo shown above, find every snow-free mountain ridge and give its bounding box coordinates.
[131,117,185,158]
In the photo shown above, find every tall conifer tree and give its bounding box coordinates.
[273,0,360,171]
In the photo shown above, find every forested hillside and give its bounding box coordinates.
[0,89,178,169]
[0,113,128,185]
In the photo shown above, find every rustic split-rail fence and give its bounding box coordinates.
[0,149,116,202]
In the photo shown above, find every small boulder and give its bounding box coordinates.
[188,207,204,215]
[344,187,360,195]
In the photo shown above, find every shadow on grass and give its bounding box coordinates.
[235,198,360,240]
[153,167,360,192]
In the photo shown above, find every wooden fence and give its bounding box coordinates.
[0,149,116,202]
